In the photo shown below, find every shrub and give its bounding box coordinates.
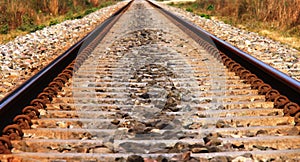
[65,11,75,20]
[84,8,98,15]
[186,8,193,12]
[287,26,300,37]
[191,3,199,9]
[100,1,113,8]
[207,4,214,11]
[74,15,83,19]
[49,19,59,26]
[198,13,211,19]
[17,14,36,32]
[168,2,175,6]
[18,25,30,31]
[35,25,46,31]
[0,24,9,34]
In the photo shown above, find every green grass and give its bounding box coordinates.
[186,8,193,12]
[0,24,9,34]
[169,2,211,19]
[198,13,211,19]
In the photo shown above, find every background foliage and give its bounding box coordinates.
[170,0,300,49]
[195,0,300,31]
[0,0,118,35]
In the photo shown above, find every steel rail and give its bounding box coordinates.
[148,0,300,105]
[0,1,133,132]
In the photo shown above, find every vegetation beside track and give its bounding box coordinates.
[0,0,120,44]
[168,0,300,50]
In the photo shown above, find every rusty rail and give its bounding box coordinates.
[0,0,133,133]
[148,0,300,105]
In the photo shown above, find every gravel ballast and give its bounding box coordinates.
[0,1,299,100]
[0,1,128,99]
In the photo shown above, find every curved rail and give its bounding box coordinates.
[0,0,133,133]
[148,0,300,105]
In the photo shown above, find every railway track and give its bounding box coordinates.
[0,0,300,161]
